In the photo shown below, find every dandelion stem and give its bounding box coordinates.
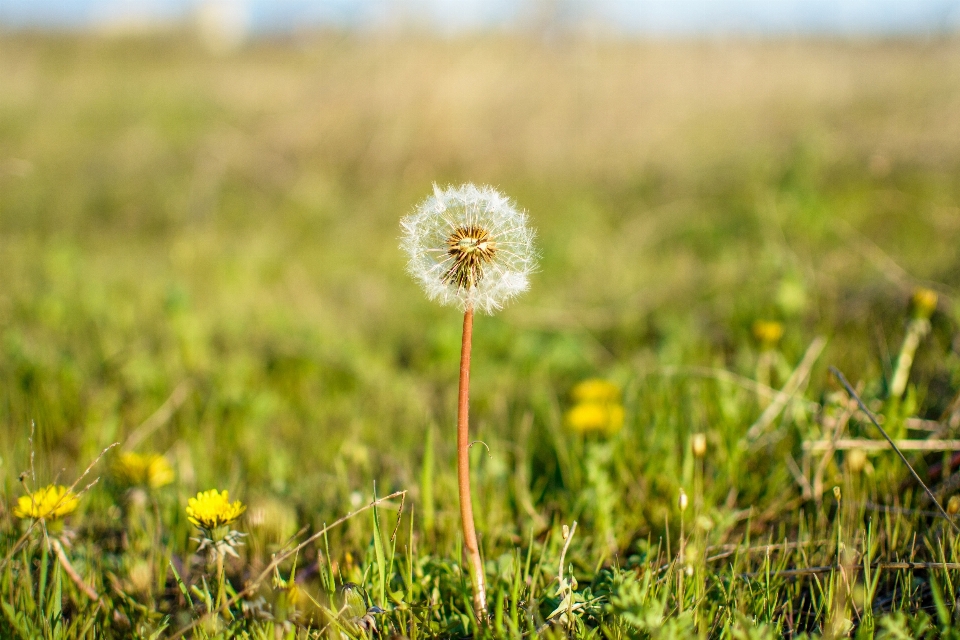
[458,306,487,619]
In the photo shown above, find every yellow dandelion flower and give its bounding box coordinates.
[13,485,79,521]
[114,452,175,489]
[566,379,624,435]
[566,401,625,436]
[571,379,621,404]
[186,489,246,531]
[752,320,784,349]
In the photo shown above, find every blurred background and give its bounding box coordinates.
[2,0,959,549]
[4,0,960,37]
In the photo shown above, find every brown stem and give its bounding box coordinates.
[51,539,101,602]
[458,307,486,619]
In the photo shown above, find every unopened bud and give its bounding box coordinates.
[562,524,569,540]
[911,288,938,320]
[947,495,960,516]
[678,489,688,513]
[692,433,707,458]
[833,486,841,503]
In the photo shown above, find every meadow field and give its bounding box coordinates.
[1,32,960,638]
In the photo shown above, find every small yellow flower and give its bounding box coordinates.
[571,379,621,404]
[566,379,624,435]
[911,287,938,320]
[114,452,175,489]
[752,320,784,349]
[566,401,625,436]
[186,489,246,531]
[13,485,79,521]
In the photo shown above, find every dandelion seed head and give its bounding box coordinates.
[401,183,537,314]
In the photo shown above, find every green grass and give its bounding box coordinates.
[1,32,960,638]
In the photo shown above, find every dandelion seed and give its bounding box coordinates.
[400,183,536,315]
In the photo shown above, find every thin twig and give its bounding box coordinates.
[123,381,192,451]
[746,337,827,441]
[739,561,960,579]
[813,397,856,499]
[803,439,960,452]
[705,540,825,563]
[654,365,819,410]
[784,453,813,499]
[855,501,944,518]
[52,539,101,602]
[833,219,912,289]
[829,366,960,533]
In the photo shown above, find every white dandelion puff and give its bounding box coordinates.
[400,183,537,314]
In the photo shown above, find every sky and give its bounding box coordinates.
[2,0,960,35]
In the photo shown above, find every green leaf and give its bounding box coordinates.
[371,487,387,607]
[169,559,194,608]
